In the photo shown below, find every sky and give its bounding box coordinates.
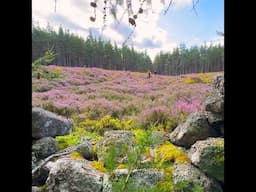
[32,0,224,61]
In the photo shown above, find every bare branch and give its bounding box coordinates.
[192,0,200,16]
[32,143,83,175]
[123,26,135,45]
[164,0,173,15]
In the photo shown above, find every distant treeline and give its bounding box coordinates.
[32,24,224,75]
[153,43,224,75]
[32,25,152,72]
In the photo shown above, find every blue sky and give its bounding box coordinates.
[32,0,224,61]
[158,0,224,46]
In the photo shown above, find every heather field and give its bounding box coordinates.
[32,66,221,132]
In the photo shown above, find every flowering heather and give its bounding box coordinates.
[33,66,221,126]
[174,97,203,114]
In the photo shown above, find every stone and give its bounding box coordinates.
[32,107,73,139]
[46,158,111,192]
[205,92,224,115]
[96,130,136,164]
[32,137,58,160]
[173,163,222,192]
[188,137,224,182]
[169,112,210,148]
[113,168,164,189]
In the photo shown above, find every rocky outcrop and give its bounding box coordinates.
[46,158,111,192]
[189,137,224,182]
[205,74,224,137]
[32,107,73,139]
[96,130,136,164]
[205,92,224,115]
[32,137,58,160]
[113,168,164,189]
[212,74,224,95]
[169,112,210,148]
[173,163,222,192]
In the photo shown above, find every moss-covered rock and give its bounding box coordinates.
[173,163,222,192]
[96,130,136,165]
[112,168,164,189]
[189,137,224,182]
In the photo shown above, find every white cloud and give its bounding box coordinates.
[173,0,193,9]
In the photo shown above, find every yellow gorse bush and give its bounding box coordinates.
[154,142,189,164]
[91,161,107,172]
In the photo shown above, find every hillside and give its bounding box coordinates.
[32,66,224,192]
[32,66,219,122]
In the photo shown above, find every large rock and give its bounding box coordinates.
[173,163,222,192]
[32,164,50,186]
[113,168,164,189]
[212,74,224,95]
[96,130,136,164]
[46,158,111,192]
[32,107,73,139]
[169,113,210,148]
[32,137,58,160]
[189,138,224,182]
[76,138,95,160]
[205,92,224,115]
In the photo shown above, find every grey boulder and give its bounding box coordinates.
[169,112,210,148]
[32,107,73,139]
[32,137,58,160]
[46,158,111,192]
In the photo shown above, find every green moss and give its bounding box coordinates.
[174,180,203,192]
[55,123,103,151]
[200,143,224,182]
[55,134,80,150]
[38,185,47,192]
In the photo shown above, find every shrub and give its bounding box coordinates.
[42,102,74,117]
[184,76,202,84]
[154,142,189,165]
[138,106,171,129]
[78,115,136,135]
[197,73,212,84]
